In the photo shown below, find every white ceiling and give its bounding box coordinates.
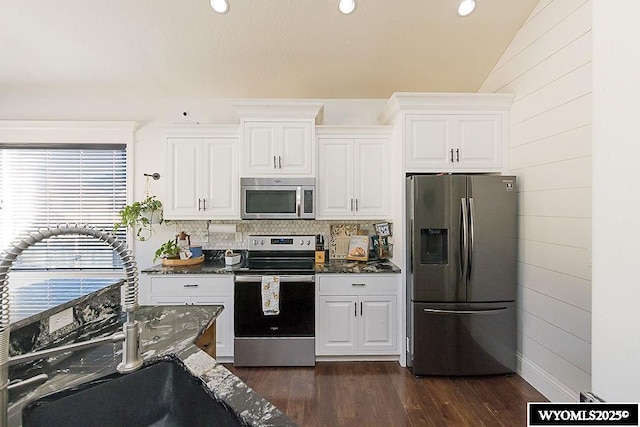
[0,0,538,99]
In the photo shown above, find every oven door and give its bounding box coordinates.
[234,275,315,337]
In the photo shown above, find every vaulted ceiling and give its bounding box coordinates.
[0,0,538,99]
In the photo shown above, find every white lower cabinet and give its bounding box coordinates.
[147,275,234,358]
[316,274,399,356]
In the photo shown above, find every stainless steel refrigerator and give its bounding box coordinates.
[406,175,517,376]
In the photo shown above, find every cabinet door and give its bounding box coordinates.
[317,138,354,218]
[202,138,239,218]
[455,115,502,171]
[279,122,313,174]
[191,295,234,358]
[353,138,389,218]
[316,296,358,355]
[405,115,453,170]
[358,295,397,353]
[243,122,278,174]
[165,138,202,218]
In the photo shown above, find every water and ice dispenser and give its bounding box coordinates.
[420,229,448,264]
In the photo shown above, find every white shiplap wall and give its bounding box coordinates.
[479,0,592,401]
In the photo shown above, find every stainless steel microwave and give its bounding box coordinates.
[241,177,315,220]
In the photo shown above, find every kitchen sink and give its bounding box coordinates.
[22,355,244,427]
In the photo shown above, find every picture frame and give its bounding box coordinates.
[374,222,391,237]
[346,235,369,261]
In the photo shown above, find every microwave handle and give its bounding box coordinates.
[296,186,302,217]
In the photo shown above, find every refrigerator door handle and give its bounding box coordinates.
[409,218,414,273]
[468,197,475,282]
[423,307,509,315]
[460,198,469,280]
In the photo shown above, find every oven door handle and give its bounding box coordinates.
[234,275,315,283]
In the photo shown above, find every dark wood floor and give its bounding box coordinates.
[225,362,547,426]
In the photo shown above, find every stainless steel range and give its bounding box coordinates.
[233,235,316,367]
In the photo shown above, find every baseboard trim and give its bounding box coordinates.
[517,352,579,402]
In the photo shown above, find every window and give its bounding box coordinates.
[0,145,127,270]
[0,121,136,323]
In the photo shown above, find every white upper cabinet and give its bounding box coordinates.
[316,127,391,220]
[317,138,352,217]
[242,121,313,175]
[379,93,514,173]
[233,101,324,177]
[202,139,239,217]
[405,114,502,171]
[164,126,240,220]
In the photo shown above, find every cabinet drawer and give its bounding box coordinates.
[150,276,233,297]
[317,274,398,295]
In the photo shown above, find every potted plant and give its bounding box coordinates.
[113,195,164,241]
[153,239,180,262]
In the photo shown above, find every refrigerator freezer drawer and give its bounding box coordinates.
[410,302,516,376]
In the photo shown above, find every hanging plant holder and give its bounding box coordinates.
[141,208,163,225]
[113,174,164,241]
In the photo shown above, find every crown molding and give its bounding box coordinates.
[378,92,515,124]
[231,100,324,124]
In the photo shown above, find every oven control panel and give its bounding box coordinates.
[248,235,315,251]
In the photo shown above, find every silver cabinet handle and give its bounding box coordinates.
[273,155,277,169]
[352,283,366,287]
[360,301,363,316]
[456,148,460,162]
[202,198,206,211]
[354,302,357,317]
[350,198,354,211]
[355,198,358,211]
[278,155,282,169]
[450,148,454,163]
[183,284,199,288]
[198,198,202,211]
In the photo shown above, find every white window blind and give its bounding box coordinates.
[0,145,127,270]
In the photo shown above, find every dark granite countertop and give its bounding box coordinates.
[8,286,294,426]
[141,259,241,275]
[9,277,125,327]
[314,259,401,274]
[142,259,401,275]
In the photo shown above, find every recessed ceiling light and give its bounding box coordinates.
[338,0,356,15]
[458,0,476,17]
[210,0,229,14]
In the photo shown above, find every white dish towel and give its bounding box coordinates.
[261,275,280,316]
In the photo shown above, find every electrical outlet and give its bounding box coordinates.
[49,307,74,333]
[235,232,243,243]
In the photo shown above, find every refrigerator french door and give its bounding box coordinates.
[406,175,517,375]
